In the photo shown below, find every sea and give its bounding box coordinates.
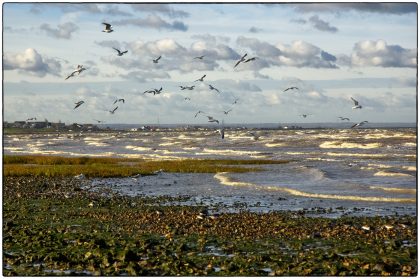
[3,122,417,217]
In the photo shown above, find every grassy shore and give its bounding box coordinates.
[2,156,417,276]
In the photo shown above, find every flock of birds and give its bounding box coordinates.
[58,22,369,139]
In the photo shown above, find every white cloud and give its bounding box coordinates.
[130,3,189,18]
[114,14,188,31]
[3,48,62,77]
[351,40,416,68]
[40,22,79,39]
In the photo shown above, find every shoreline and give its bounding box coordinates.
[3,176,417,276]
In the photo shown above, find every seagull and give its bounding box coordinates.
[102,22,113,33]
[248,131,260,141]
[113,98,125,104]
[234,53,248,68]
[207,116,219,124]
[223,109,232,115]
[93,119,104,123]
[26,117,37,121]
[112,47,128,56]
[154,87,163,94]
[232,98,239,105]
[244,57,257,63]
[109,106,119,114]
[301,114,312,118]
[194,110,206,118]
[153,56,161,63]
[65,65,86,80]
[194,55,205,60]
[351,121,368,129]
[74,101,85,109]
[143,87,163,95]
[218,127,225,139]
[351,97,362,109]
[180,85,195,90]
[184,97,191,101]
[338,116,350,121]
[208,84,220,93]
[195,74,206,82]
[284,86,299,92]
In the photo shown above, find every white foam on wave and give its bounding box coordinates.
[125,145,154,152]
[201,148,262,156]
[364,133,416,139]
[265,142,286,147]
[159,142,182,146]
[374,171,414,177]
[214,172,416,203]
[369,186,416,194]
[326,152,389,158]
[403,142,416,147]
[403,166,416,171]
[320,141,381,149]
[85,141,109,147]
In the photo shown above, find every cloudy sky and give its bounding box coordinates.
[3,2,417,125]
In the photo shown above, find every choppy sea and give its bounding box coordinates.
[4,125,417,217]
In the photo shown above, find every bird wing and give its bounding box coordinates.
[102,23,111,28]
[234,60,242,68]
[351,97,359,105]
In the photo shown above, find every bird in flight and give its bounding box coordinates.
[244,57,257,63]
[208,84,220,93]
[143,87,163,95]
[195,74,206,82]
[300,114,312,118]
[153,56,162,63]
[351,121,368,129]
[284,86,299,92]
[74,101,85,109]
[194,55,205,60]
[113,98,125,104]
[207,116,219,124]
[338,116,350,121]
[112,47,127,56]
[195,110,206,118]
[26,117,37,121]
[109,106,119,114]
[248,131,260,141]
[218,127,225,139]
[65,65,86,80]
[93,119,104,123]
[184,97,191,101]
[351,97,362,109]
[102,22,113,33]
[234,53,248,68]
[223,109,232,115]
[232,98,239,105]
[180,85,195,90]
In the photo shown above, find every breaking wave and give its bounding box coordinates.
[320,141,381,149]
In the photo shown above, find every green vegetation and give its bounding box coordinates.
[3,177,417,276]
[3,155,290,177]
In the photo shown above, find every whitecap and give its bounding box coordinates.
[320,141,381,149]
[374,171,414,177]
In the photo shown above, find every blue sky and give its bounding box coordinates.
[3,2,417,124]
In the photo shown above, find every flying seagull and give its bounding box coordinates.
[153,56,161,63]
[244,57,257,63]
[207,116,219,124]
[93,119,104,123]
[26,117,37,121]
[180,85,195,90]
[195,110,206,118]
[194,55,205,60]
[351,121,368,129]
[143,87,163,95]
[102,22,113,33]
[109,106,119,114]
[338,116,350,121]
[232,98,239,105]
[74,101,85,109]
[351,97,362,109]
[234,53,248,68]
[284,86,299,92]
[195,74,206,82]
[184,97,191,101]
[248,131,260,141]
[113,98,125,104]
[208,84,220,93]
[112,47,127,56]
[65,65,86,80]
[223,109,232,115]
[218,128,225,139]
[301,114,312,118]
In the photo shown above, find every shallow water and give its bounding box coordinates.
[4,128,417,217]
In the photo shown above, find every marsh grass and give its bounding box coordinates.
[3,155,290,177]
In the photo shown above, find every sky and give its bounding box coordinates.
[2,2,418,125]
